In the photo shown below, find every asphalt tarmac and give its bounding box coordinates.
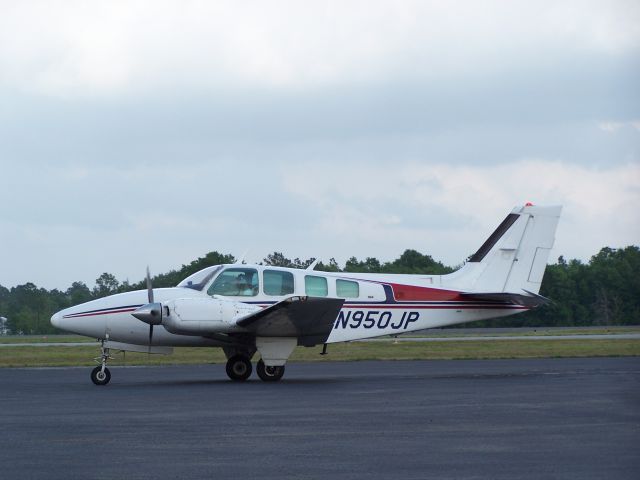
[1,358,638,479]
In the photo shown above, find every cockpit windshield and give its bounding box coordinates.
[177,266,222,291]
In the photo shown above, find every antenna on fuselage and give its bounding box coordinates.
[237,250,249,265]
[306,259,320,271]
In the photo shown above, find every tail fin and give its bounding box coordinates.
[444,204,562,294]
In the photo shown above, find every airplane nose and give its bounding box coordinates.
[51,311,62,328]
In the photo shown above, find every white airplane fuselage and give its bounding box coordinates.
[51,267,528,347]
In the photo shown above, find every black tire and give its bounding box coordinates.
[226,355,252,381]
[256,359,285,382]
[91,366,111,386]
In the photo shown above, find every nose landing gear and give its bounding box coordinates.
[91,339,112,386]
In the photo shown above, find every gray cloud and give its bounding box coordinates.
[1,52,637,171]
[0,1,638,288]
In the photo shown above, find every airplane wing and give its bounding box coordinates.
[460,290,549,308]
[236,296,345,346]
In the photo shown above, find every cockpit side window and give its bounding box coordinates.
[207,268,259,297]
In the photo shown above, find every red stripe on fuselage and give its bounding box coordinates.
[387,283,463,302]
[63,307,138,318]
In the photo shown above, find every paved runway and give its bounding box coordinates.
[1,358,638,479]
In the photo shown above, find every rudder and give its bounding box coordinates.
[445,204,562,294]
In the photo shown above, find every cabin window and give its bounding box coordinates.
[264,270,295,296]
[305,275,328,296]
[207,268,258,297]
[336,279,359,298]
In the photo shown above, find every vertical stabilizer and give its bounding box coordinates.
[444,205,562,294]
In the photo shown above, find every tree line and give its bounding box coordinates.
[0,246,638,335]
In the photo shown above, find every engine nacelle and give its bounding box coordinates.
[161,297,260,335]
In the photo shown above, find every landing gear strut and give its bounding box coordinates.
[256,359,285,382]
[91,339,112,386]
[225,355,252,381]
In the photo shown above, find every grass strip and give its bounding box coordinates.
[403,326,640,338]
[0,339,638,368]
[2,327,638,344]
[0,335,93,344]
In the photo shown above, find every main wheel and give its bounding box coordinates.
[256,359,285,382]
[91,366,111,386]
[226,355,252,381]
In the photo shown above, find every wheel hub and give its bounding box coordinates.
[233,363,248,376]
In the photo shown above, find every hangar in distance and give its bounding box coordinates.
[51,204,562,385]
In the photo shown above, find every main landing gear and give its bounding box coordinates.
[91,339,112,386]
[88,343,287,384]
[256,359,285,382]
[224,355,285,382]
[225,355,253,381]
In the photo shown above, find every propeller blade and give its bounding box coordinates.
[141,266,159,352]
[146,266,154,304]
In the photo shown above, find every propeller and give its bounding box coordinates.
[146,266,155,347]
[146,266,154,304]
[131,266,163,350]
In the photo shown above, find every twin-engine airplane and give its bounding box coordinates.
[51,204,561,385]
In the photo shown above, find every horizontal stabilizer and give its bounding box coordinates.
[460,290,550,308]
[236,296,345,346]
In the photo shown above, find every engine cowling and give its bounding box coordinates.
[161,297,260,335]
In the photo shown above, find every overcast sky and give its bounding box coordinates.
[1,0,638,290]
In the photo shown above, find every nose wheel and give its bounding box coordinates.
[91,366,111,385]
[91,339,112,386]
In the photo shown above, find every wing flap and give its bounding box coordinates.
[236,296,344,346]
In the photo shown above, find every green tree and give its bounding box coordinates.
[263,254,341,271]
[10,306,36,334]
[9,283,41,332]
[93,273,120,298]
[588,246,640,325]
[291,257,316,269]
[344,257,382,273]
[128,251,237,290]
[263,252,294,267]
[315,258,341,272]
[1,245,639,333]
[66,281,92,305]
[382,249,453,275]
[0,284,9,329]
